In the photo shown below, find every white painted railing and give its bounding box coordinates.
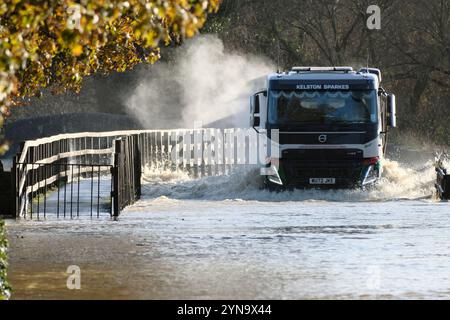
[12,128,271,218]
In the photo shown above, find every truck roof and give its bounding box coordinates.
[267,67,381,90]
[268,71,379,83]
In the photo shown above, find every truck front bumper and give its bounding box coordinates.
[264,149,381,189]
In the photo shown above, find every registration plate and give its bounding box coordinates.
[309,178,336,185]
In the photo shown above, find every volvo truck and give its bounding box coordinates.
[250,66,397,189]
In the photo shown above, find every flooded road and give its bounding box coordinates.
[6,159,450,299]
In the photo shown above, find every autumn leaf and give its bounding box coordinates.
[71,44,83,56]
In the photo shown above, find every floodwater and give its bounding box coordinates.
[5,158,450,299]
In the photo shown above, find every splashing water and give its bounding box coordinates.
[142,164,190,184]
[140,158,443,203]
[125,35,273,129]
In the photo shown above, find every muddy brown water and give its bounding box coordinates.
[5,161,450,300]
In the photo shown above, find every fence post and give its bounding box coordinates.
[134,135,142,199]
[11,156,17,218]
[112,139,121,219]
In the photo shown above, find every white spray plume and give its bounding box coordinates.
[125,35,274,129]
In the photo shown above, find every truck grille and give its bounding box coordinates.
[280,149,364,187]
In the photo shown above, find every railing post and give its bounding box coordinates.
[134,135,142,199]
[10,156,17,218]
[112,139,121,219]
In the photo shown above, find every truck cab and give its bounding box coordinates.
[250,67,397,188]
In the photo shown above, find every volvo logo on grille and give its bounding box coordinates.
[318,134,327,143]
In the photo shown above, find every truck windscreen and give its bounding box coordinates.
[268,90,377,125]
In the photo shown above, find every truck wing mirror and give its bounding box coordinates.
[253,94,260,114]
[250,92,263,128]
[387,94,397,128]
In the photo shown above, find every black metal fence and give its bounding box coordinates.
[113,136,141,217]
[14,162,113,219]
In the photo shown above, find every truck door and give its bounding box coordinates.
[380,94,388,154]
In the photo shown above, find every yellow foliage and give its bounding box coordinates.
[71,44,84,57]
[0,0,221,152]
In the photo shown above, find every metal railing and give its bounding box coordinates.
[12,130,145,219]
[137,128,264,175]
[15,163,113,219]
[11,128,267,219]
[113,136,141,217]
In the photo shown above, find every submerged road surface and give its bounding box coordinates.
[6,159,450,299]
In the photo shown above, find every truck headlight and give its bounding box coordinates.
[263,165,283,185]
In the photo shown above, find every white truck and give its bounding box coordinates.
[250,66,397,189]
